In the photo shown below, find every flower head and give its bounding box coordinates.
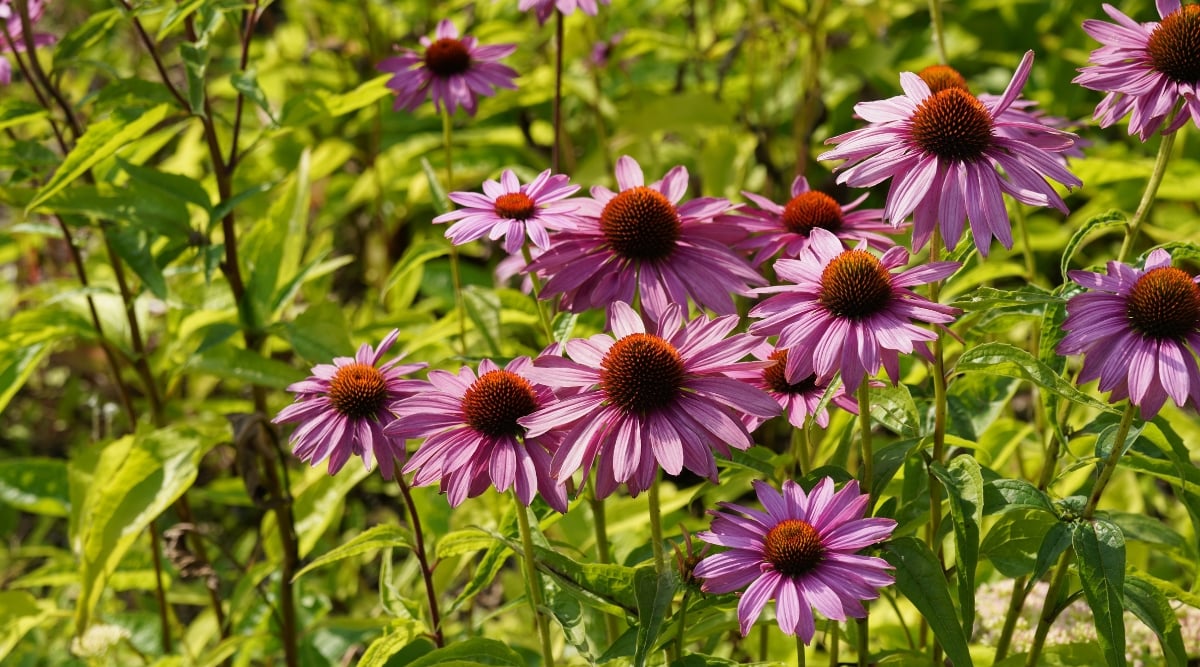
[272,330,426,479]
[1075,1,1200,140]
[1058,249,1200,418]
[751,346,858,429]
[378,19,518,116]
[693,478,896,641]
[520,0,610,25]
[528,155,762,322]
[819,51,1081,256]
[723,176,898,267]
[750,228,959,393]
[387,357,569,512]
[0,0,55,86]
[520,301,780,498]
[435,169,581,254]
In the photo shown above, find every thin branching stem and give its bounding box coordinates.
[396,475,445,647]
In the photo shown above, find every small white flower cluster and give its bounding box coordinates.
[973,579,1200,665]
[69,624,130,659]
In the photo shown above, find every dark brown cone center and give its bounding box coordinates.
[600,333,686,414]
[917,65,970,94]
[910,88,994,162]
[763,349,821,394]
[425,37,472,77]
[1148,5,1200,85]
[781,191,844,236]
[818,250,894,319]
[494,192,537,220]
[461,370,540,437]
[1126,266,1200,340]
[329,363,388,419]
[600,186,682,261]
[763,519,825,577]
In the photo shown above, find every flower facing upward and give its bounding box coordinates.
[434,169,581,254]
[378,19,518,116]
[1075,1,1200,140]
[527,155,762,322]
[1058,249,1200,418]
[0,0,55,86]
[520,302,780,498]
[386,358,569,512]
[693,478,896,641]
[520,0,611,25]
[273,330,427,479]
[819,51,1081,256]
[723,176,898,267]
[750,228,959,393]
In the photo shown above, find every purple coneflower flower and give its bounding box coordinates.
[273,330,426,479]
[693,478,896,641]
[378,19,518,116]
[1075,1,1200,141]
[819,51,1081,256]
[386,357,569,512]
[527,155,762,322]
[434,169,581,254]
[520,0,610,25]
[0,0,54,86]
[753,346,858,429]
[750,228,959,393]
[520,301,779,498]
[722,176,897,267]
[1058,249,1200,418]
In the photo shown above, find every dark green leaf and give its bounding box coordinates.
[116,157,212,213]
[0,458,69,517]
[983,478,1055,515]
[931,456,983,636]
[421,157,452,215]
[108,227,167,298]
[981,509,1057,577]
[189,344,305,389]
[869,384,920,437]
[0,100,47,132]
[881,537,974,667]
[1071,519,1126,667]
[1025,521,1071,596]
[180,42,209,114]
[1122,572,1187,667]
[1061,210,1126,280]
[53,9,122,64]
[405,638,524,667]
[231,69,279,126]
[280,302,353,364]
[949,285,1062,311]
[634,566,677,667]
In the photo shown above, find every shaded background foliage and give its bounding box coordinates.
[1,0,1199,665]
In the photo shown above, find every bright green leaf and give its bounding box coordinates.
[293,524,413,581]
[0,458,69,517]
[956,342,1116,414]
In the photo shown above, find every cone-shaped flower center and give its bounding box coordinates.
[1126,266,1200,340]
[910,88,994,162]
[819,250,894,319]
[763,518,825,577]
[600,186,682,261]
[763,349,820,394]
[1148,5,1200,85]
[329,363,388,419]
[917,65,970,94]
[600,333,686,413]
[461,370,540,437]
[425,37,472,77]
[494,192,536,221]
[781,191,843,236]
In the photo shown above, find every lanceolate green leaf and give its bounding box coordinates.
[0,458,69,517]
[1060,210,1126,280]
[882,537,974,667]
[932,456,983,636]
[70,423,218,634]
[633,566,677,667]
[293,524,413,581]
[405,637,524,667]
[956,342,1116,414]
[1122,573,1187,667]
[983,478,1055,515]
[356,622,423,667]
[27,104,175,213]
[1072,519,1127,667]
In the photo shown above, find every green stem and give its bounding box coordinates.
[515,497,556,667]
[797,632,806,667]
[827,621,839,667]
[927,0,948,64]
[396,476,444,647]
[759,623,769,662]
[647,472,666,573]
[856,617,868,667]
[926,229,947,667]
[1026,403,1138,666]
[1013,203,1037,283]
[522,245,556,344]
[587,490,620,643]
[992,576,1027,662]
[1117,130,1176,263]
[552,10,565,174]
[857,378,873,502]
[792,421,812,478]
[442,110,467,356]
